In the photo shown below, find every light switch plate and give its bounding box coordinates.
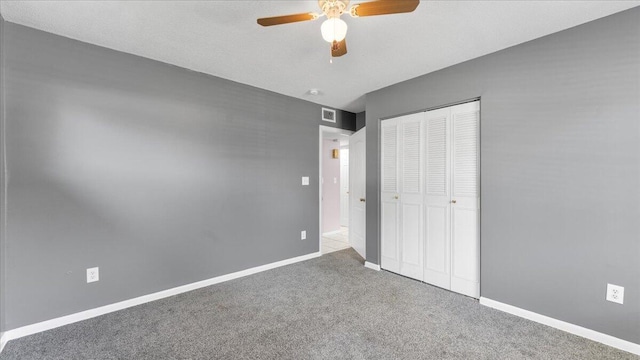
[301,230,307,240]
[606,283,624,304]
[302,177,309,186]
[87,267,99,283]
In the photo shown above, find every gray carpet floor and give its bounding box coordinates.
[1,249,637,360]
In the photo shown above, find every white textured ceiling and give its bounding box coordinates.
[1,1,638,112]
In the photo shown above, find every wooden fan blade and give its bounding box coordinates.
[257,13,318,26]
[331,39,347,57]
[351,0,419,17]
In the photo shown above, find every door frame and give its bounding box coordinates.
[319,125,354,254]
[377,97,481,296]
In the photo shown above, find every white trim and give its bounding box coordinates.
[0,332,7,354]
[322,230,341,236]
[364,261,381,271]
[1,251,321,345]
[479,297,640,356]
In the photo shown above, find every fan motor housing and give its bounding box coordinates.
[319,0,350,18]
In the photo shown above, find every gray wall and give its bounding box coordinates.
[2,22,353,330]
[355,111,365,131]
[0,14,6,335]
[365,8,640,344]
[338,112,356,132]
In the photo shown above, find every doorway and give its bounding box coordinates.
[319,126,353,255]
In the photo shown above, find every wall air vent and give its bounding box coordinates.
[322,108,336,123]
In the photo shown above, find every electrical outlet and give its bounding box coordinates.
[606,283,624,304]
[87,267,99,283]
[302,177,309,186]
[301,230,307,240]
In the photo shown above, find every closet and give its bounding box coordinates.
[380,101,480,299]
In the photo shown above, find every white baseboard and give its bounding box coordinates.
[364,261,381,271]
[0,332,7,354]
[479,297,640,356]
[2,251,321,347]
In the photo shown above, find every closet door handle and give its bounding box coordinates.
[451,200,457,204]
[360,198,366,202]
[394,195,399,200]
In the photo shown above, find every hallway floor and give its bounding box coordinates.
[321,226,350,254]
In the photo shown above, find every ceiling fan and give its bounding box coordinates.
[257,0,420,58]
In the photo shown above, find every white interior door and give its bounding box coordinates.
[449,102,480,298]
[349,128,366,259]
[423,107,452,290]
[380,119,400,273]
[381,113,425,281]
[380,101,480,299]
[398,114,425,281]
[340,148,350,227]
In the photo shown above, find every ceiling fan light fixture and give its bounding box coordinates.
[257,0,420,57]
[321,18,348,43]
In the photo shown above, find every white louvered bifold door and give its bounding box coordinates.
[449,101,480,299]
[398,113,425,281]
[381,101,479,298]
[380,118,400,274]
[423,107,452,290]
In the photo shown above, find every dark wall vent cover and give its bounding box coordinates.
[322,108,336,123]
